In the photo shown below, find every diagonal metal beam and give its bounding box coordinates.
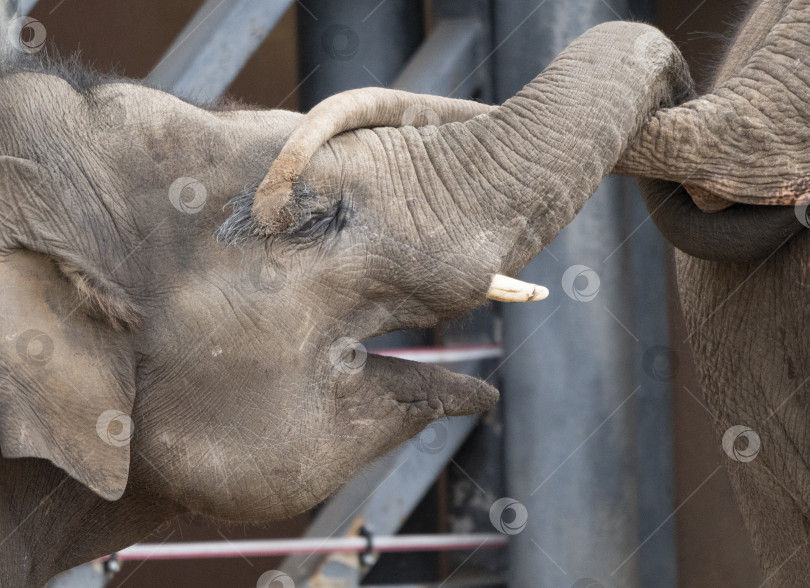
[17,0,35,15]
[280,413,483,585]
[146,0,293,102]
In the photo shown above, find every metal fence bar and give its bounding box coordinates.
[146,0,292,102]
[297,0,423,109]
[496,0,677,587]
[392,19,483,98]
[109,534,507,561]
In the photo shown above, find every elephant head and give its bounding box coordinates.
[0,19,765,577]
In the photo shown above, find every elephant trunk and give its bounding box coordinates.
[398,21,694,275]
[245,18,805,270]
[251,88,495,234]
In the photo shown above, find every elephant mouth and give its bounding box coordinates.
[359,353,501,420]
[432,375,500,417]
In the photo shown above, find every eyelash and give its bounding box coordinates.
[296,213,335,237]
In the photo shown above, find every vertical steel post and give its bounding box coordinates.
[494,1,676,587]
[297,0,423,109]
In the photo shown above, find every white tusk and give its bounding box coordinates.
[487,274,549,303]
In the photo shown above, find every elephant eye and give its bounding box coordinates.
[295,213,335,237]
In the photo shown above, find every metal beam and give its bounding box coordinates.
[45,563,110,588]
[111,533,506,560]
[17,0,34,15]
[146,0,292,102]
[495,0,677,587]
[297,0,423,110]
[393,19,483,98]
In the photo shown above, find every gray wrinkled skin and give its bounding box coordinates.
[644,1,810,585]
[0,6,806,586]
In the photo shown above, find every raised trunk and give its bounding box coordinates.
[392,21,693,273]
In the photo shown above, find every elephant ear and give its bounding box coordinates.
[0,157,137,501]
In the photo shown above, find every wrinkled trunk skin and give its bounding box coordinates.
[398,21,692,279]
[656,0,810,584]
